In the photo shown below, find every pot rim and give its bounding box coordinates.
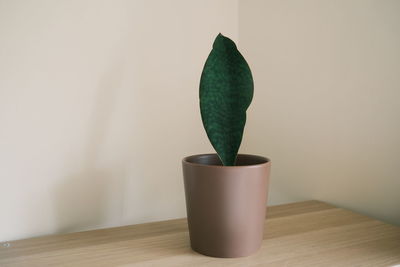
[182,153,271,169]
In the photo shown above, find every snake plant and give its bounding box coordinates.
[200,33,254,166]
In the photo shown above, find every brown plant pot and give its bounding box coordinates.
[182,154,271,258]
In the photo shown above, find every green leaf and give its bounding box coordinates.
[200,33,254,166]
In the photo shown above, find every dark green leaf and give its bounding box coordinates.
[200,33,254,166]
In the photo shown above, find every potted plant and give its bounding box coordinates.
[182,33,271,258]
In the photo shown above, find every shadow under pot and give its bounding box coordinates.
[182,154,271,258]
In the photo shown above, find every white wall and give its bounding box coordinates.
[0,0,238,242]
[239,0,400,225]
[2,0,399,243]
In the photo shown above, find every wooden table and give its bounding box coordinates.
[1,201,399,266]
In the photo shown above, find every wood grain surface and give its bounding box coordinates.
[1,201,399,266]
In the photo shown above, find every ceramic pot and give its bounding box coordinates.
[182,154,271,258]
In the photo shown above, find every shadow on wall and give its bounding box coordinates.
[52,58,126,234]
[54,171,110,233]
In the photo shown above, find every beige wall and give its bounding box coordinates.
[0,0,238,242]
[2,0,399,243]
[239,0,400,225]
